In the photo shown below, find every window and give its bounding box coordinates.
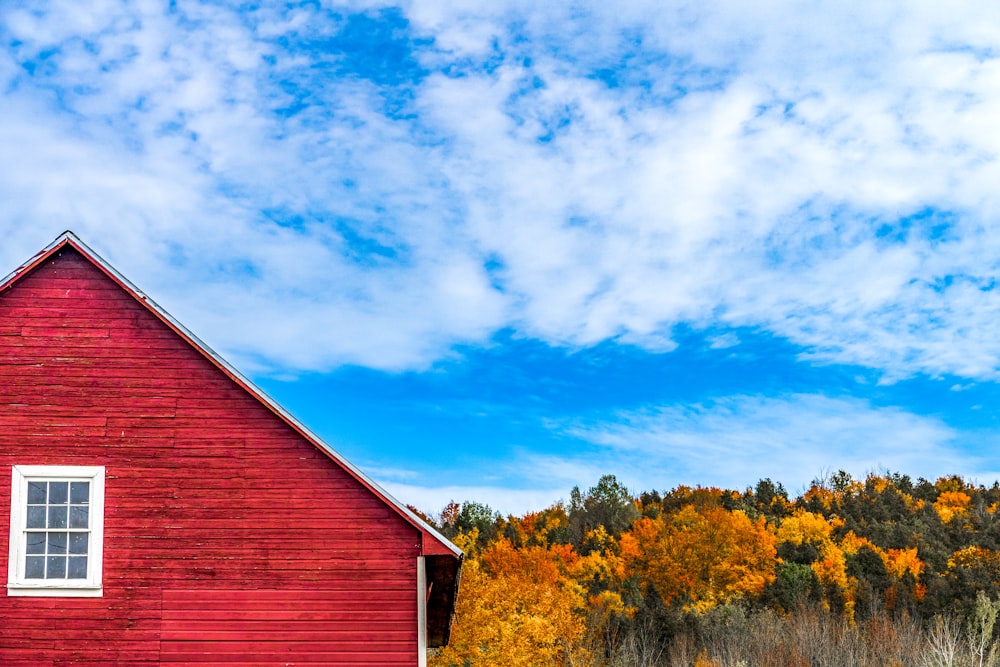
[7,466,105,597]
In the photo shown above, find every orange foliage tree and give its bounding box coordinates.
[622,504,777,612]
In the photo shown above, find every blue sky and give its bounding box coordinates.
[4,1,1000,515]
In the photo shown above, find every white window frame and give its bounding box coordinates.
[7,465,105,597]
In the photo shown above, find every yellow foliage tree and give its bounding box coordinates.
[622,504,777,613]
[777,509,841,545]
[947,545,1000,583]
[883,547,924,580]
[801,484,836,511]
[934,490,972,524]
[839,530,877,556]
[430,538,594,666]
[812,540,855,619]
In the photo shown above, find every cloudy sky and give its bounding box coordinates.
[4,1,1000,515]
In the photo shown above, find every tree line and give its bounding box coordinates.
[418,471,1000,666]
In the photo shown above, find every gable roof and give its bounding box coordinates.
[0,231,462,641]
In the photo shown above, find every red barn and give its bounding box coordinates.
[0,231,462,666]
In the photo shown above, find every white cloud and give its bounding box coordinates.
[4,1,1000,380]
[408,1,1000,379]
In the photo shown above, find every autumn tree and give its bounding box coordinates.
[622,503,777,613]
[427,470,1000,664]
[505,503,572,548]
[431,536,594,666]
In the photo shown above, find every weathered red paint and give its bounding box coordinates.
[0,234,461,665]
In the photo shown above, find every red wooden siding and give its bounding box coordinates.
[160,589,417,665]
[0,248,425,665]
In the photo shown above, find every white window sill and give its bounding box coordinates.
[7,583,103,597]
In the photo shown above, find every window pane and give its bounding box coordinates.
[67,557,87,579]
[26,532,46,554]
[48,532,68,555]
[70,481,90,504]
[48,506,67,529]
[26,506,46,529]
[27,482,47,504]
[25,556,45,579]
[46,555,67,579]
[69,533,89,555]
[48,482,69,505]
[70,506,89,529]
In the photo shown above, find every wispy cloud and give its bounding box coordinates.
[384,392,980,514]
[562,394,969,493]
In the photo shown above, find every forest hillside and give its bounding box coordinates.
[421,472,1000,666]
